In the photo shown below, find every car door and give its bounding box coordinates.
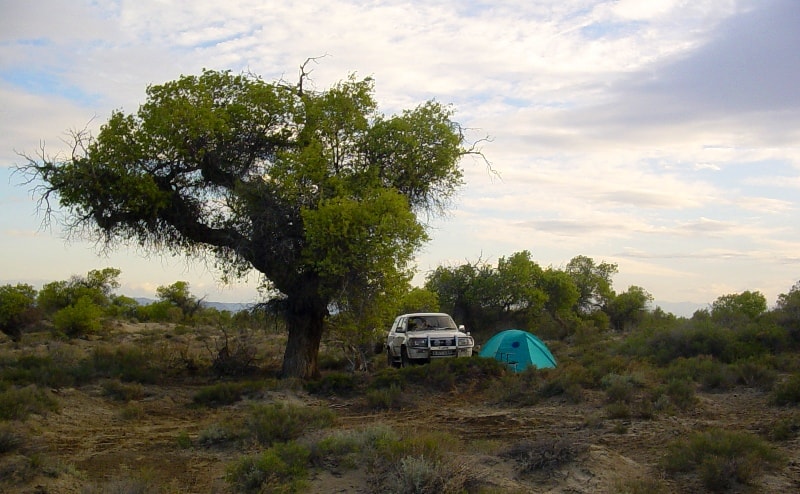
[387,316,407,355]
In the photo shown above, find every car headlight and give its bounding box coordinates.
[408,338,428,348]
[457,337,474,347]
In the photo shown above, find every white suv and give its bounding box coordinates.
[386,312,474,367]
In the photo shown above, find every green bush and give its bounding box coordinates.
[365,383,406,410]
[52,296,104,337]
[0,384,59,420]
[101,380,145,402]
[244,402,335,446]
[77,345,160,384]
[0,353,75,389]
[771,373,800,406]
[192,381,265,407]
[226,441,310,494]
[305,371,361,397]
[0,283,38,341]
[662,429,784,491]
[0,423,22,453]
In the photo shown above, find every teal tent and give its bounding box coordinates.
[479,329,557,372]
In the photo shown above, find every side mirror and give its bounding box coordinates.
[459,325,465,331]
[396,327,406,333]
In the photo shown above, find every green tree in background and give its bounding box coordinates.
[565,255,618,313]
[21,68,472,378]
[709,290,767,330]
[0,283,38,341]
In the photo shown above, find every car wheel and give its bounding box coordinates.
[401,347,411,368]
[387,349,400,368]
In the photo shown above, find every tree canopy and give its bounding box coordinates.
[21,68,470,378]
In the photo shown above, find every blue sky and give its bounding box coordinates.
[1,0,799,315]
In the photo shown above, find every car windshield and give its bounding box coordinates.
[408,315,457,331]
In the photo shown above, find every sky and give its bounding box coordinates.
[1,0,799,316]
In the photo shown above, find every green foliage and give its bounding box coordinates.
[101,379,145,402]
[37,268,120,315]
[0,422,22,453]
[226,441,311,494]
[565,255,618,314]
[711,290,767,327]
[364,383,406,410]
[244,402,335,446]
[397,287,440,314]
[78,345,160,384]
[0,283,38,341]
[771,373,800,406]
[155,281,199,319]
[662,428,784,491]
[606,285,653,331]
[192,381,265,407]
[0,384,59,420]
[52,295,104,337]
[305,371,361,397]
[774,280,800,343]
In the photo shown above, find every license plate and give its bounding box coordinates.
[431,350,455,356]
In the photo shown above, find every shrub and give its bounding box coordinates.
[0,423,22,453]
[0,353,75,389]
[502,437,585,473]
[653,379,695,412]
[385,454,469,494]
[311,425,398,470]
[226,441,310,494]
[0,283,38,341]
[192,381,265,407]
[77,345,160,384]
[771,373,800,406]
[0,384,59,420]
[365,383,406,410]
[305,371,361,397]
[244,402,335,446]
[198,421,241,447]
[52,296,104,337]
[662,429,784,491]
[102,380,145,402]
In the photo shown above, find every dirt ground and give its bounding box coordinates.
[2,324,800,493]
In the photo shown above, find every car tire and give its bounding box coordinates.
[388,349,400,368]
[401,347,411,368]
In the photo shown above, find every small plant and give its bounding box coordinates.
[662,428,784,492]
[176,430,193,449]
[226,441,310,494]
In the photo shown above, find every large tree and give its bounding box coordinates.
[21,68,469,378]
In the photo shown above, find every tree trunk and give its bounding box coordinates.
[280,290,328,379]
